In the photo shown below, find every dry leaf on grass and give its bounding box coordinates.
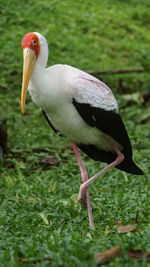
[117,224,136,233]
[40,156,60,168]
[95,245,150,265]
[128,249,150,259]
[113,220,121,225]
[95,245,121,265]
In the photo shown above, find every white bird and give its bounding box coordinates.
[21,32,143,229]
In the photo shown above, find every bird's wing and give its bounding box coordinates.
[71,73,132,154]
[70,72,118,112]
[42,109,63,136]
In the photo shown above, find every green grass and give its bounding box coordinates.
[0,0,150,266]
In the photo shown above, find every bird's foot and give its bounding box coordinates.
[78,183,87,209]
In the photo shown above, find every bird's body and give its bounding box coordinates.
[29,63,119,151]
[21,32,143,228]
[28,60,141,174]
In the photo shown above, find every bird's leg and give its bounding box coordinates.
[78,148,124,204]
[72,143,94,229]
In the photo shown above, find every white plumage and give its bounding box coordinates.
[29,63,120,151]
[28,33,119,151]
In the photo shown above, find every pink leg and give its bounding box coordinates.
[78,149,124,203]
[72,143,94,229]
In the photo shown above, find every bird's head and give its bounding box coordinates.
[21,32,48,114]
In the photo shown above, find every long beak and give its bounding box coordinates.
[21,48,36,114]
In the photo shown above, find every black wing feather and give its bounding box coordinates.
[42,109,63,136]
[72,99,132,155]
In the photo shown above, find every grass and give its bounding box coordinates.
[0,0,150,266]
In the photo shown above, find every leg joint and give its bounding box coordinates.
[116,150,124,164]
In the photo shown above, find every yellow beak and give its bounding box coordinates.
[21,48,36,114]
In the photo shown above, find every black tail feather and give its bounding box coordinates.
[78,144,143,175]
[116,155,143,175]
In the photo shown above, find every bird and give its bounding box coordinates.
[21,32,143,229]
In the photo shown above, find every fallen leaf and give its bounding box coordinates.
[117,224,136,233]
[113,220,121,225]
[128,249,150,259]
[95,245,121,265]
[40,156,60,168]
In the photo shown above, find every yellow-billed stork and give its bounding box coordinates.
[21,32,143,229]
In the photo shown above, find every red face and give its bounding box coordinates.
[22,32,40,59]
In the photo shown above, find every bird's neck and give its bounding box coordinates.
[33,42,48,73]
[32,61,45,76]
[28,44,49,107]
[30,43,48,85]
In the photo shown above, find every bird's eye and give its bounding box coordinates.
[32,39,37,46]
